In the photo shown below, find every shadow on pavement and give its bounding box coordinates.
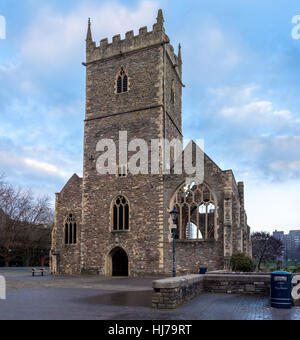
[79,290,152,307]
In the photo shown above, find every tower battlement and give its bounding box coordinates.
[85,9,181,72]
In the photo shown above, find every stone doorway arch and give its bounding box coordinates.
[107,247,129,277]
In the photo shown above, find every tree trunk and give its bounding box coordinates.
[258,257,263,271]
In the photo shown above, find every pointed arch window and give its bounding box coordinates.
[112,196,129,231]
[116,67,129,94]
[172,183,217,241]
[64,214,77,245]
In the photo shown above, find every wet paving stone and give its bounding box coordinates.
[78,290,153,307]
[0,268,300,320]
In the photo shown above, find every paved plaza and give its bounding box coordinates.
[0,268,299,320]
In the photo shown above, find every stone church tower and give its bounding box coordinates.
[50,10,252,277]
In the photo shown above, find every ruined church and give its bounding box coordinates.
[50,10,252,277]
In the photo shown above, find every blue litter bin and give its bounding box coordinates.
[199,267,207,275]
[271,271,292,309]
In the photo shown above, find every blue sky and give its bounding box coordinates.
[0,0,300,232]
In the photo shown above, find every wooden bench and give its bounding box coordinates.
[31,268,46,277]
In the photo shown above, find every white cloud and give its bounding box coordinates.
[270,160,300,172]
[0,63,19,73]
[246,179,300,232]
[209,84,258,104]
[237,135,300,168]
[273,110,292,120]
[23,158,69,179]
[220,100,292,122]
[21,1,159,67]
[0,150,71,180]
[221,100,270,117]
[210,84,296,125]
[238,137,266,155]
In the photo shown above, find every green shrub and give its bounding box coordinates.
[230,253,254,272]
[293,267,300,273]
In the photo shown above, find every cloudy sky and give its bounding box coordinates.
[0,0,300,232]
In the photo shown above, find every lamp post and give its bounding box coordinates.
[170,207,178,278]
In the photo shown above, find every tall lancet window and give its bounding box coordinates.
[64,214,77,245]
[171,80,175,104]
[116,67,129,94]
[112,196,130,231]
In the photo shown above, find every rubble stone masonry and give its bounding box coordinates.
[51,10,252,277]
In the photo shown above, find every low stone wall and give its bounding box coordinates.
[206,272,300,304]
[204,273,270,296]
[152,275,204,309]
[152,273,300,309]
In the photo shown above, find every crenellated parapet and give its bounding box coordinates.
[85,9,181,75]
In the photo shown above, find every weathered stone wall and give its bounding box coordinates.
[162,152,244,275]
[174,240,222,274]
[162,239,222,277]
[81,109,165,277]
[206,273,300,304]
[80,13,175,277]
[52,10,252,277]
[85,45,164,120]
[50,174,82,275]
[80,12,191,277]
[164,44,182,133]
[152,275,204,309]
[204,273,270,296]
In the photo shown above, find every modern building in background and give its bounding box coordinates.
[273,230,300,262]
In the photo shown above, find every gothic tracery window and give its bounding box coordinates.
[64,214,77,245]
[116,67,128,94]
[172,183,216,240]
[112,196,129,231]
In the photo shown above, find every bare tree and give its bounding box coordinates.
[0,176,54,266]
[252,232,284,271]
